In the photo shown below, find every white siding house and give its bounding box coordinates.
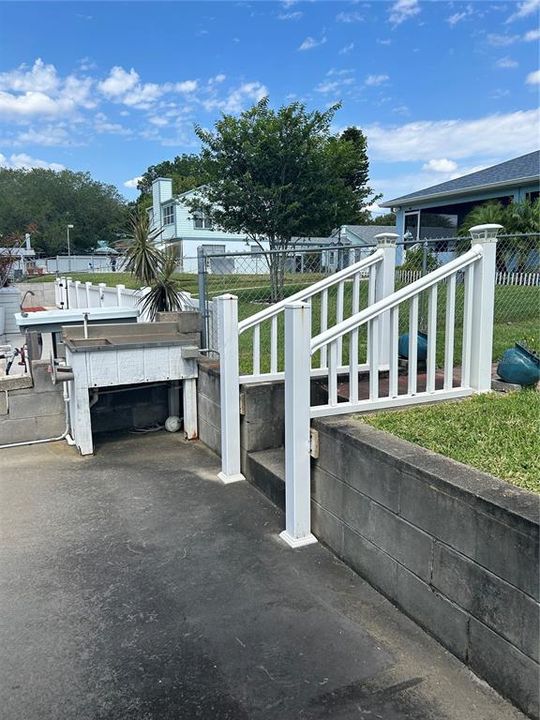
[148,178,267,272]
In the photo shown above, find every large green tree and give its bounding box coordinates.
[0,168,128,256]
[136,154,207,210]
[190,98,378,298]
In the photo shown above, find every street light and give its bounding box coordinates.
[66,224,74,271]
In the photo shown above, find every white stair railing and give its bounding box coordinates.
[216,234,398,484]
[280,224,501,547]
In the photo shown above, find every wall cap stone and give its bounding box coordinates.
[313,416,540,530]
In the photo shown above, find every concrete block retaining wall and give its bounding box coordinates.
[312,416,539,719]
[0,361,65,444]
[196,364,539,717]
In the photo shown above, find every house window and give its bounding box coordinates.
[193,211,213,230]
[163,204,175,226]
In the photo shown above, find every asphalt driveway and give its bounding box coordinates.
[0,433,526,720]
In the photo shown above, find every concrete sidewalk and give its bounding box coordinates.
[0,433,526,720]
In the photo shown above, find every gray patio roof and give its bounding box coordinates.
[381,150,540,208]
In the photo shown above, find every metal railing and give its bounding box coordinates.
[281,224,501,547]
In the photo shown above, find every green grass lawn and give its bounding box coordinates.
[30,271,539,372]
[358,390,540,493]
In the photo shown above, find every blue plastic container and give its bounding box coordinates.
[398,332,428,361]
[497,344,540,387]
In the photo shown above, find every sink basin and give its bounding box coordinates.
[68,338,112,348]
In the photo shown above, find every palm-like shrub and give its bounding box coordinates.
[140,248,187,320]
[124,210,163,286]
[459,199,540,272]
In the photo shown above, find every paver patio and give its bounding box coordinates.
[0,433,527,720]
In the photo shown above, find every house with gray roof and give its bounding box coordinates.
[381,150,539,253]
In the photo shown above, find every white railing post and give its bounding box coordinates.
[74,280,81,308]
[116,283,126,307]
[374,233,397,366]
[469,223,501,392]
[66,277,73,309]
[98,282,106,308]
[85,281,92,307]
[280,301,317,548]
[54,278,61,307]
[216,294,245,484]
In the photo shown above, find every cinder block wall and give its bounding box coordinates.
[312,416,539,720]
[0,361,65,444]
[197,362,326,466]
[197,361,221,455]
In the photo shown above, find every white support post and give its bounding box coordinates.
[116,284,126,307]
[374,233,397,366]
[182,378,198,440]
[216,294,244,484]
[85,281,92,307]
[469,224,501,392]
[280,301,317,549]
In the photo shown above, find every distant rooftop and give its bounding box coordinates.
[381,151,540,208]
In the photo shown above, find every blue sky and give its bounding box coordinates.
[0,0,538,210]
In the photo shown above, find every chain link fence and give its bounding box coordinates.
[197,233,540,365]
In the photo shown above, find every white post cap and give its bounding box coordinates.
[374,232,398,247]
[469,224,503,242]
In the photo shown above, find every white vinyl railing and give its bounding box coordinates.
[215,233,398,484]
[280,224,501,547]
[54,276,195,320]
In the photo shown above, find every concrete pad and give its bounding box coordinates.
[0,434,526,720]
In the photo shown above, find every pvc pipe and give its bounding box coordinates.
[0,384,71,450]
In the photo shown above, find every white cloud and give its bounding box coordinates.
[98,66,139,98]
[365,109,540,162]
[149,116,168,127]
[98,66,197,110]
[0,58,95,119]
[203,82,268,113]
[315,76,355,94]
[365,74,389,86]
[388,0,420,26]
[17,126,72,146]
[174,80,198,93]
[298,36,327,51]
[339,43,355,55]
[124,176,142,189]
[487,33,520,46]
[422,158,458,173]
[278,11,302,20]
[496,57,519,68]
[336,11,363,23]
[447,5,474,26]
[377,38,392,45]
[524,28,540,41]
[0,152,64,171]
[0,58,59,94]
[507,0,540,22]
[209,74,226,85]
[526,69,540,84]
[94,112,131,134]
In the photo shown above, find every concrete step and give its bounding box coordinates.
[247,446,285,510]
